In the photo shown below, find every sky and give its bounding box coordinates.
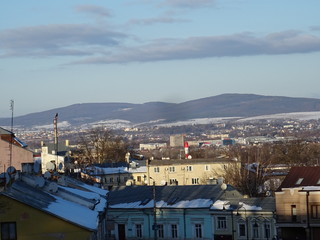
[1,0,320,118]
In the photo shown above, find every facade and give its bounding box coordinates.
[106,184,276,240]
[275,166,320,240]
[0,173,108,240]
[147,158,239,186]
[40,140,71,173]
[170,135,184,147]
[82,162,147,187]
[0,127,33,171]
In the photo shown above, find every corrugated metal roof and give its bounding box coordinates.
[108,184,243,208]
[278,166,320,190]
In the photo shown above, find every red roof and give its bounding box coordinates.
[278,166,320,190]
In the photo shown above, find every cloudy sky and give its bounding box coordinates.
[1,0,320,117]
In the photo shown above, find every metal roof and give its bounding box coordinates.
[277,166,320,190]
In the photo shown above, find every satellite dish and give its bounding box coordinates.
[220,183,227,191]
[35,176,45,188]
[46,162,55,171]
[126,180,133,186]
[44,171,51,179]
[48,182,58,193]
[33,161,40,173]
[7,166,16,175]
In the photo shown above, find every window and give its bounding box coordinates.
[252,223,259,238]
[157,224,164,238]
[238,223,246,237]
[1,222,17,240]
[217,216,227,229]
[264,223,271,238]
[192,178,199,185]
[135,224,142,238]
[171,224,178,238]
[169,179,177,185]
[137,176,142,182]
[291,205,297,222]
[195,224,202,238]
[186,166,193,171]
[205,165,210,171]
[312,205,320,219]
[154,167,160,173]
[109,177,114,183]
[169,166,175,173]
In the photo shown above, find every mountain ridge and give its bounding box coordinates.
[1,93,320,128]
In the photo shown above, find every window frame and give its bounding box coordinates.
[135,223,143,238]
[217,216,227,230]
[171,224,178,238]
[1,222,17,240]
[194,223,203,238]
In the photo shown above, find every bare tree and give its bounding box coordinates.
[77,127,129,165]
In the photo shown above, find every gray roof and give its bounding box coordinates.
[108,184,243,209]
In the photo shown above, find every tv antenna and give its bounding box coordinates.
[9,100,14,167]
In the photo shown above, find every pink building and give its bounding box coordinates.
[0,127,33,171]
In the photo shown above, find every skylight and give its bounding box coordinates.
[295,178,304,185]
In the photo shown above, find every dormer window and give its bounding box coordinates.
[295,178,304,185]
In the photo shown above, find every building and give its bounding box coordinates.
[81,161,147,188]
[170,135,184,147]
[275,166,320,240]
[107,184,276,240]
[146,157,239,186]
[40,140,71,173]
[0,173,108,240]
[0,127,33,171]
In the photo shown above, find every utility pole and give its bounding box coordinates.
[152,179,157,240]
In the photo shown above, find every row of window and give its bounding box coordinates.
[154,165,211,173]
[134,223,200,239]
[217,216,271,238]
[131,217,271,239]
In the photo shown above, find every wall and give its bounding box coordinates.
[0,195,93,240]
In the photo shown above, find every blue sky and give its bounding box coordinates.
[1,0,320,117]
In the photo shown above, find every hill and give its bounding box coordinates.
[1,93,320,129]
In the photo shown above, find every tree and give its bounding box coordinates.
[77,127,129,165]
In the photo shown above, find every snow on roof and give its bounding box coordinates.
[238,202,262,211]
[301,186,320,191]
[86,166,147,175]
[45,193,99,230]
[211,200,230,210]
[109,199,213,209]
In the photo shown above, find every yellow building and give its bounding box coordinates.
[0,174,108,240]
[146,157,237,186]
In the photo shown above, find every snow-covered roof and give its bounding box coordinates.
[108,184,244,210]
[1,174,108,231]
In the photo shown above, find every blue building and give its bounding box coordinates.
[106,184,276,240]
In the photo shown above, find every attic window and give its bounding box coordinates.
[296,178,304,185]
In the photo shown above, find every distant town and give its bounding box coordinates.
[1,115,320,239]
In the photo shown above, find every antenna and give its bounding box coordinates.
[9,100,14,167]
[53,113,59,171]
